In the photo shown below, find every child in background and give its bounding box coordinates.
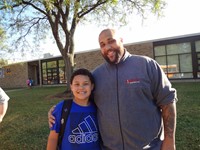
[26,78,33,88]
[26,78,30,87]
[47,68,101,150]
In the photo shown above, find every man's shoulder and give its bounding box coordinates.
[129,53,151,59]
[128,54,154,63]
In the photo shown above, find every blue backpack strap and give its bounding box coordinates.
[57,99,73,149]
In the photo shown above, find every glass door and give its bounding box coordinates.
[47,68,59,84]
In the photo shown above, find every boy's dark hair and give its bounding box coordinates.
[70,68,95,85]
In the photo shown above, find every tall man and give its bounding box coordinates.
[92,28,177,150]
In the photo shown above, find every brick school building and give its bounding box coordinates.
[1,33,200,89]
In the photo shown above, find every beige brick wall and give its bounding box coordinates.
[125,42,153,58]
[0,62,28,88]
[75,50,104,71]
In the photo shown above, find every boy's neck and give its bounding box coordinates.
[73,98,90,106]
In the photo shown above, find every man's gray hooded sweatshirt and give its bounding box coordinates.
[92,50,177,150]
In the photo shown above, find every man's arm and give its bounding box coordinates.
[0,102,8,123]
[48,105,56,128]
[160,101,177,150]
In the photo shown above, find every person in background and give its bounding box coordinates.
[0,87,10,123]
[49,28,177,150]
[47,68,101,150]
[26,78,33,88]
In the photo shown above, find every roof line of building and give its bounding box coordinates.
[5,32,200,66]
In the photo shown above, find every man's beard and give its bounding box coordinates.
[102,49,121,65]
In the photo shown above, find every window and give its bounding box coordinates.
[195,41,200,52]
[59,60,65,67]
[41,58,66,85]
[154,42,193,79]
[180,54,192,72]
[47,61,57,68]
[167,43,191,55]
[155,55,166,65]
[154,46,165,56]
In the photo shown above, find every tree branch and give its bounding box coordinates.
[21,0,48,16]
[78,0,107,18]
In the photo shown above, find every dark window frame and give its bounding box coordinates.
[41,57,66,85]
[153,35,200,80]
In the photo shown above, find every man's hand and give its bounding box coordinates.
[48,105,56,128]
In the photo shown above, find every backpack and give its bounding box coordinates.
[57,99,73,149]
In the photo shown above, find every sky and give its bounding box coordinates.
[7,0,200,62]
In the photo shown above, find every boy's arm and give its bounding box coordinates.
[47,130,59,150]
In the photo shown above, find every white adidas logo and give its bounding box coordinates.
[68,115,99,144]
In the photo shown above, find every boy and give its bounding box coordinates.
[47,68,101,150]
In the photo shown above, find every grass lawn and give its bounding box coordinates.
[0,82,200,150]
[173,82,200,150]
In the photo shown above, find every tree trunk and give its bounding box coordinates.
[63,52,74,92]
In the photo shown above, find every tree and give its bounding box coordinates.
[0,58,8,67]
[0,0,166,91]
[0,25,7,57]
